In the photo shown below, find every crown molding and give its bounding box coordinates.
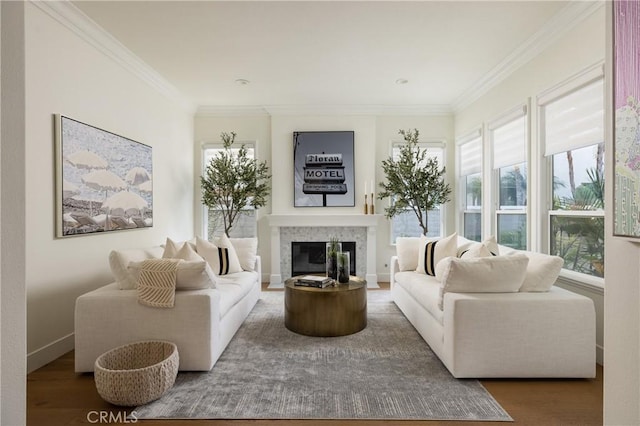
[31,0,197,114]
[196,105,270,117]
[196,104,452,117]
[451,0,605,113]
[264,104,453,116]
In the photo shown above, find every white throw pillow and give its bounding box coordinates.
[483,235,500,256]
[128,259,216,290]
[434,256,455,282]
[174,242,204,261]
[229,237,258,271]
[438,254,529,310]
[162,238,197,259]
[459,243,492,259]
[416,233,458,276]
[109,246,164,290]
[196,235,243,275]
[396,237,421,271]
[509,251,564,292]
[458,236,499,258]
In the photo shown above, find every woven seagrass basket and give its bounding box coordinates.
[94,340,179,406]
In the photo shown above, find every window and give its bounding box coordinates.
[202,142,257,239]
[390,142,445,242]
[458,132,482,241]
[541,72,604,279]
[490,108,527,250]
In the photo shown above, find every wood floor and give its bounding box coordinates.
[27,285,603,426]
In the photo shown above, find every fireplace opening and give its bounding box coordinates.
[291,241,356,277]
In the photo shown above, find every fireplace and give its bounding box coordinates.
[267,214,380,287]
[291,241,356,276]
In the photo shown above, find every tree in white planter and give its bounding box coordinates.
[378,129,451,236]
[200,132,271,236]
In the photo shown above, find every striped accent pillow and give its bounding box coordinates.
[422,240,439,276]
[196,235,243,276]
[416,233,458,276]
[216,247,231,275]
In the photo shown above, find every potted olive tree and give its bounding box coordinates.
[201,132,271,236]
[378,129,452,236]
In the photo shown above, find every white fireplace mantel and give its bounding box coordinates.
[268,214,380,228]
[268,214,382,287]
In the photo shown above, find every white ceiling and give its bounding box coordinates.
[71,1,587,113]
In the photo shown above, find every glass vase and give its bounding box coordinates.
[337,251,350,284]
[326,242,341,280]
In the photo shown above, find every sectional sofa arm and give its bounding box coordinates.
[441,288,596,378]
[75,284,222,372]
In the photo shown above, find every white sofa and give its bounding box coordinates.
[390,235,596,379]
[75,237,261,372]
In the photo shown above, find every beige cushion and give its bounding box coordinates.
[509,251,564,292]
[128,259,216,290]
[229,238,258,271]
[438,254,529,309]
[109,246,164,290]
[416,233,458,276]
[396,237,421,271]
[196,235,243,276]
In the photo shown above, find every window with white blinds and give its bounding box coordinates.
[542,78,604,157]
[492,114,526,169]
[458,131,483,242]
[459,135,482,176]
[539,67,605,282]
[489,107,528,250]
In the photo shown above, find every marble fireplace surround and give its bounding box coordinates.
[268,214,380,288]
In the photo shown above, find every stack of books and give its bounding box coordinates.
[295,275,333,288]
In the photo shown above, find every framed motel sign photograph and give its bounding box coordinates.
[293,131,355,207]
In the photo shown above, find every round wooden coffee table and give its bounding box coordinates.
[284,276,367,337]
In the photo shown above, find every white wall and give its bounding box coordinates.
[24,3,194,372]
[1,2,27,424]
[194,113,454,282]
[604,3,640,424]
[453,6,606,365]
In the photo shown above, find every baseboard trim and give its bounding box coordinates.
[27,332,74,373]
[377,273,390,283]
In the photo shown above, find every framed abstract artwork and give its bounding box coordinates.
[613,0,640,238]
[293,131,355,207]
[55,115,153,237]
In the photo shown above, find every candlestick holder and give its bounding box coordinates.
[364,194,369,215]
[370,193,375,214]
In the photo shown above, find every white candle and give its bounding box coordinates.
[364,181,367,194]
[371,180,374,194]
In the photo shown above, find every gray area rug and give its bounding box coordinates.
[134,291,512,421]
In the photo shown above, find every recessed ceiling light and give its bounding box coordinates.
[395,78,409,85]
[235,79,250,85]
